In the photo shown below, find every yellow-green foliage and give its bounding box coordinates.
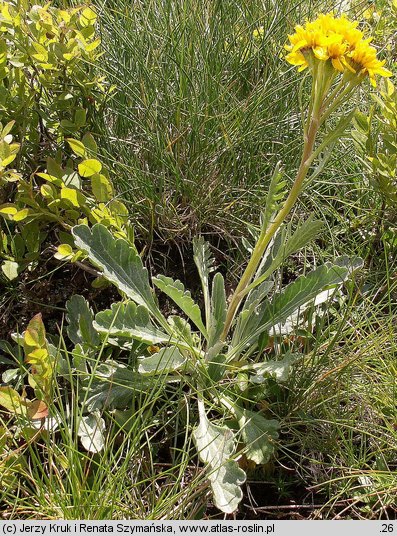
[353,80,397,205]
[0,1,105,155]
[0,132,133,279]
[0,1,132,280]
[0,313,53,415]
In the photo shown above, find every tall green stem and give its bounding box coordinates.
[221,111,321,341]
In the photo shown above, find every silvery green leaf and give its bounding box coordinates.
[152,275,207,337]
[193,400,246,514]
[246,216,325,295]
[333,255,363,274]
[250,352,301,383]
[314,108,357,157]
[266,256,364,336]
[30,411,61,432]
[84,360,154,411]
[94,302,170,345]
[71,343,89,375]
[72,224,164,324]
[2,368,19,383]
[138,346,185,374]
[193,237,214,329]
[243,280,274,311]
[167,315,195,346]
[238,258,362,353]
[208,273,227,348]
[66,295,99,347]
[78,412,106,453]
[232,280,273,354]
[207,352,227,382]
[262,262,348,325]
[262,162,286,231]
[235,408,279,465]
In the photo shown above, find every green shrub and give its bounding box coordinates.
[0,1,105,164]
[0,1,134,281]
[352,80,397,258]
[0,130,132,280]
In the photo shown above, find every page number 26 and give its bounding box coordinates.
[381,525,394,532]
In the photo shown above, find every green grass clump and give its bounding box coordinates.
[92,0,350,244]
[0,337,209,519]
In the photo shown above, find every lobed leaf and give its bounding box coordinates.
[84,360,154,411]
[138,346,185,374]
[152,274,207,337]
[66,295,99,347]
[193,400,246,514]
[250,352,301,383]
[231,281,273,357]
[261,257,362,330]
[235,408,279,465]
[193,237,215,329]
[94,302,170,346]
[246,216,325,295]
[72,224,162,321]
[233,257,362,355]
[167,315,195,347]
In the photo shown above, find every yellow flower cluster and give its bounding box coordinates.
[285,13,392,86]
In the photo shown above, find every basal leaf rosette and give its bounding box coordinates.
[285,13,392,86]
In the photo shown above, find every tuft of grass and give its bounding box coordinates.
[91,0,354,246]
[273,262,397,519]
[0,332,210,520]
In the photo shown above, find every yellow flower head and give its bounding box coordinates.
[348,39,393,86]
[285,13,392,85]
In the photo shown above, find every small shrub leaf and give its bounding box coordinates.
[24,314,54,401]
[91,173,113,202]
[1,260,19,280]
[54,244,74,260]
[66,138,86,158]
[78,158,102,178]
[0,386,29,416]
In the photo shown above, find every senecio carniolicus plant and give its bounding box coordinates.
[1,13,391,514]
[69,13,392,512]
